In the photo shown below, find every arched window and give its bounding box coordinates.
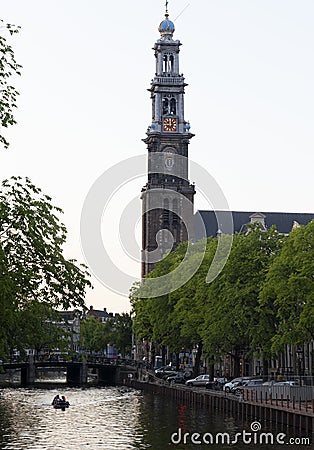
[170,98,176,115]
[169,54,174,72]
[163,55,168,73]
[162,97,169,115]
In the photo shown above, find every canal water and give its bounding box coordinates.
[0,386,311,449]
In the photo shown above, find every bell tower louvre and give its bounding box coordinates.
[141,4,195,278]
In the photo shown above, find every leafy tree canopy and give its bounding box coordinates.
[260,220,314,350]
[0,176,92,359]
[0,176,92,309]
[0,19,21,149]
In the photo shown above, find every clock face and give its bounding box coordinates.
[163,117,177,132]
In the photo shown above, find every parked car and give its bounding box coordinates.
[232,379,264,395]
[262,381,274,386]
[274,380,299,386]
[223,377,252,393]
[155,365,177,378]
[166,373,181,384]
[229,379,253,393]
[263,379,300,387]
[186,374,210,387]
[166,371,192,384]
[205,377,228,391]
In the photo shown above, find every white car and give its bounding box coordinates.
[274,380,299,386]
[223,377,252,393]
[186,375,210,387]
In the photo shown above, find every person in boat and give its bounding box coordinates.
[52,395,60,405]
[61,395,70,406]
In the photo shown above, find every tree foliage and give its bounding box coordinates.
[131,221,314,374]
[0,176,92,359]
[80,317,110,353]
[0,19,21,149]
[0,176,92,309]
[109,312,132,357]
[18,301,66,355]
[201,225,283,375]
[80,313,132,357]
[260,221,314,350]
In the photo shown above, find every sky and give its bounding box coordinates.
[1,0,314,313]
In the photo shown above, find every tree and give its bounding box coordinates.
[109,313,132,357]
[18,301,66,356]
[173,238,218,376]
[0,245,16,357]
[132,244,189,365]
[80,317,110,353]
[202,225,283,376]
[132,239,214,371]
[260,220,314,351]
[0,176,92,359]
[0,176,92,308]
[0,19,21,149]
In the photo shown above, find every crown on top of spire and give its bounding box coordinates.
[158,0,175,37]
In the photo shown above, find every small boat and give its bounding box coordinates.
[53,400,70,410]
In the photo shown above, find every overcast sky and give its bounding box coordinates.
[1,0,314,313]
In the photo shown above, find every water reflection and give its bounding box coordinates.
[0,387,312,449]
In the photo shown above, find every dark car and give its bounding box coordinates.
[205,377,227,391]
[166,373,183,384]
[166,371,193,384]
[155,365,177,378]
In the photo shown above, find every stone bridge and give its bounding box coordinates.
[1,357,137,386]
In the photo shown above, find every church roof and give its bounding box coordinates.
[194,210,314,240]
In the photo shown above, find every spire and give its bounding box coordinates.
[165,0,169,17]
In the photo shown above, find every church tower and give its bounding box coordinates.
[141,4,195,278]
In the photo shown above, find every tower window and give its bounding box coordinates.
[170,98,176,115]
[170,54,174,72]
[162,98,169,115]
[163,55,168,73]
[163,53,174,73]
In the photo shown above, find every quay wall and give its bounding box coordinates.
[129,380,314,436]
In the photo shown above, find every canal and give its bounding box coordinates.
[0,386,312,449]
